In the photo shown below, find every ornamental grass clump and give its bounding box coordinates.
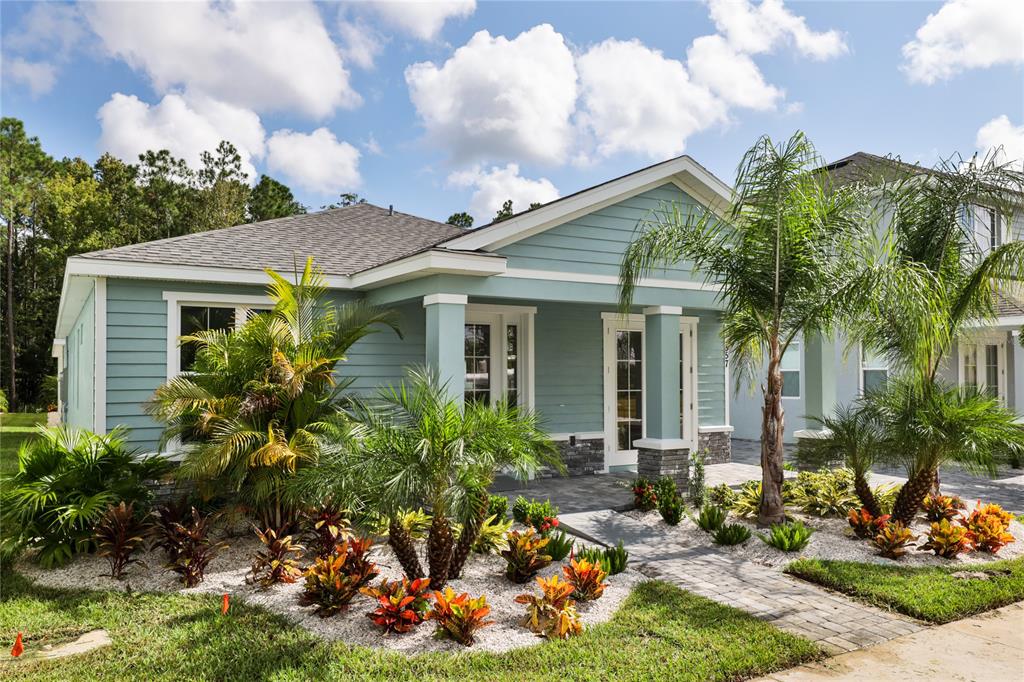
[301,537,379,616]
[758,521,814,552]
[961,503,1015,554]
[249,526,305,588]
[502,529,553,583]
[918,518,972,558]
[697,505,727,533]
[576,541,629,575]
[515,575,583,640]
[848,508,890,539]
[873,522,917,559]
[427,588,495,646]
[544,529,574,561]
[563,558,607,602]
[94,501,152,579]
[714,524,751,546]
[360,577,432,634]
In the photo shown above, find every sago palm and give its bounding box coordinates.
[852,153,1024,523]
[146,257,399,529]
[620,132,873,524]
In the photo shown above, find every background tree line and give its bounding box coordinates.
[0,117,308,411]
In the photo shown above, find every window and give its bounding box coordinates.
[615,330,643,451]
[963,345,978,388]
[506,324,519,407]
[780,341,800,398]
[973,205,1001,254]
[960,339,1004,402]
[984,344,999,399]
[179,306,236,371]
[860,346,888,394]
[464,323,492,404]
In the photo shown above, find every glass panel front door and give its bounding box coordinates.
[615,330,643,452]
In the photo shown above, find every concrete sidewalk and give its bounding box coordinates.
[754,602,1024,682]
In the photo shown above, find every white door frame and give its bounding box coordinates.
[603,314,646,470]
[958,332,1008,404]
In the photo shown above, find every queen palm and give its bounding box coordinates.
[146,257,399,529]
[299,368,559,587]
[852,154,1024,524]
[620,132,872,524]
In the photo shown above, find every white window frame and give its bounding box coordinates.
[858,344,889,395]
[780,339,802,400]
[464,304,535,410]
[958,333,1008,404]
[601,313,699,471]
[972,204,1003,255]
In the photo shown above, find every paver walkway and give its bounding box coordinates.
[560,509,923,654]
[753,601,1024,681]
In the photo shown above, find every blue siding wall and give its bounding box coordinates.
[345,299,425,395]
[498,183,701,281]
[65,282,95,430]
[534,303,605,433]
[695,312,727,426]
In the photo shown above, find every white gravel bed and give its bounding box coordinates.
[17,531,642,655]
[622,508,1024,569]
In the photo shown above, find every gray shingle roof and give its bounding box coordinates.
[995,291,1024,318]
[79,203,466,276]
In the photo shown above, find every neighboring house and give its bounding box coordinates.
[731,152,1024,443]
[52,156,736,478]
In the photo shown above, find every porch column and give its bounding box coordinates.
[635,306,688,492]
[423,294,466,403]
[799,332,837,438]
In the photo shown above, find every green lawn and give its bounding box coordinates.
[0,573,819,681]
[786,557,1024,624]
[0,412,45,476]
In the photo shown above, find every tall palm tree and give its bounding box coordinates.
[620,132,872,524]
[146,257,399,529]
[851,154,1024,523]
[296,368,559,587]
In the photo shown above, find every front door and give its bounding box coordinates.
[960,337,1007,403]
[603,317,644,469]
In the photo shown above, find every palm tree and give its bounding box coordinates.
[146,258,399,529]
[296,368,559,587]
[620,132,872,524]
[851,154,1024,524]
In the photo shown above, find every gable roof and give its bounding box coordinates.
[78,203,465,277]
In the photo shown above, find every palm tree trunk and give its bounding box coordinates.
[891,465,934,526]
[759,342,787,526]
[388,518,423,579]
[853,472,882,518]
[448,491,488,579]
[426,513,453,588]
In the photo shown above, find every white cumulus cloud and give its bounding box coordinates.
[902,0,1024,84]
[364,0,475,41]
[338,18,385,69]
[1,58,58,97]
[83,0,358,119]
[405,24,578,165]
[448,164,559,224]
[976,115,1024,169]
[267,128,362,195]
[686,35,784,110]
[577,38,728,160]
[1,2,87,95]
[706,0,848,59]
[97,93,266,180]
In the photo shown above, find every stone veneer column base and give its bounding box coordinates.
[540,437,604,478]
[637,447,690,495]
[696,431,732,464]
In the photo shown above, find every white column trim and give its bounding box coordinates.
[423,293,468,307]
[698,425,735,433]
[633,438,689,450]
[93,277,107,434]
[643,305,683,316]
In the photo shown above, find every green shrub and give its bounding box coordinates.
[502,529,552,583]
[471,514,513,554]
[689,451,706,508]
[512,497,559,532]
[0,425,170,567]
[486,494,510,520]
[874,484,900,515]
[708,483,737,509]
[697,505,727,532]
[631,477,658,511]
[758,521,814,552]
[659,494,685,526]
[788,469,858,517]
[731,481,762,519]
[544,529,575,561]
[713,524,751,546]
[653,476,678,505]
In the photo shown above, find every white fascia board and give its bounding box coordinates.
[350,249,506,289]
[499,268,722,292]
[54,272,97,339]
[62,256,335,287]
[440,155,732,252]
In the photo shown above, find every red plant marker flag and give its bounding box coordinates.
[10,632,24,657]
[221,594,230,616]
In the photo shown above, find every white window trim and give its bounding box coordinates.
[94,277,107,434]
[957,333,1008,404]
[464,303,536,410]
[858,344,889,395]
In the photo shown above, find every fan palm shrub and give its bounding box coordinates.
[0,425,169,567]
[294,368,560,587]
[620,132,874,524]
[146,257,398,529]
[850,154,1024,525]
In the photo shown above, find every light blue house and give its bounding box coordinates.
[730,152,1024,443]
[53,156,736,479]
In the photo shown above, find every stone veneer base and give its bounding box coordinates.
[637,447,690,495]
[540,437,605,478]
[696,430,732,464]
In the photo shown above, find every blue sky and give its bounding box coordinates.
[2,0,1022,225]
